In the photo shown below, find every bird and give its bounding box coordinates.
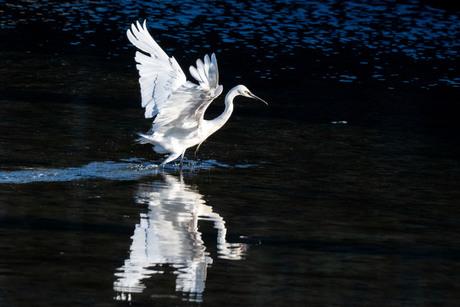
[126,20,267,168]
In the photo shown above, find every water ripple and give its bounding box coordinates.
[1,0,458,61]
[1,0,458,89]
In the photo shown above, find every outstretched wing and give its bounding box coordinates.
[153,53,223,132]
[127,20,187,118]
[152,81,223,132]
[127,20,223,139]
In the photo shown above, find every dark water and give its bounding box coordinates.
[1,0,460,305]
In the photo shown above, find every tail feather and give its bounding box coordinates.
[136,133,152,144]
[136,133,168,154]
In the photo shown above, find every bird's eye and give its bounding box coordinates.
[245,91,250,95]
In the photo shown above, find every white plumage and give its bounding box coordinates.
[127,20,267,167]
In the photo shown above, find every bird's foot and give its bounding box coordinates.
[172,160,195,170]
[144,163,159,170]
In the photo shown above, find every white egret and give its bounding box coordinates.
[127,20,267,167]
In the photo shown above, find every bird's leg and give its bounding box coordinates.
[194,141,203,156]
[179,150,186,169]
[160,152,181,168]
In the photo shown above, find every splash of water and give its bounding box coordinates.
[0,159,232,184]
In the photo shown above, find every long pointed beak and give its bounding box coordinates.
[249,92,268,105]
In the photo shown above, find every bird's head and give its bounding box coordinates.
[235,85,268,105]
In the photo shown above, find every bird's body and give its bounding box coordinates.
[127,20,267,167]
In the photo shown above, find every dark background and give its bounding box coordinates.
[0,0,459,306]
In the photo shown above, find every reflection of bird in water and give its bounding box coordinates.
[127,20,267,167]
[114,174,246,302]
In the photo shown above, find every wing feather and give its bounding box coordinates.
[203,54,210,79]
[189,53,219,91]
[127,20,186,118]
[127,20,223,153]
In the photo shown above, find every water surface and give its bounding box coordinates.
[1,0,459,305]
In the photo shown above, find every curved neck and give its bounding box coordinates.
[208,86,239,132]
